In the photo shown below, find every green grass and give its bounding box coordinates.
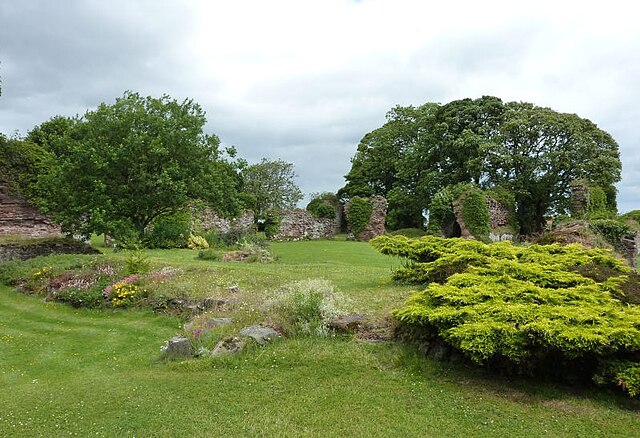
[2,284,639,437]
[2,240,640,436]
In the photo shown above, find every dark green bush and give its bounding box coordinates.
[146,212,191,248]
[590,219,631,247]
[197,249,219,261]
[307,192,339,219]
[264,210,282,239]
[55,288,104,308]
[371,235,640,397]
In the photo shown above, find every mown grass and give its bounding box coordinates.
[2,239,640,436]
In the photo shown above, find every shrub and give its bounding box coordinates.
[197,249,219,261]
[371,235,640,397]
[240,241,274,263]
[347,196,373,236]
[265,279,347,336]
[125,249,150,275]
[55,288,104,308]
[146,211,191,248]
[187,234,209,250]
[590,219,631,247]
[307,193,338,219]
[263,210,282,239]
[103,274,145,307]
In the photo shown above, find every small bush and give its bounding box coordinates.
[263,210,282,239]
[187,234,209,250]
[55,288,104,308]
[103,274,145,307]
[240,241,274,263]
[146,212,191,248]
[590,219,631,247]
[265,279,347,336]
[125,249,150,275]
[197,249,219,261]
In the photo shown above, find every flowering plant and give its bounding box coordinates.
[103,274,142,307]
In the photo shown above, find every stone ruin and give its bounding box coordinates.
[344,195,388,241]
[272,209,336,240]
[195,208,255,234]
[570,182,590,218]
[0,184,61,237]
[268,196,388,241]
[450,196,514,242]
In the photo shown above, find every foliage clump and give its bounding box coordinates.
[265,279,347,336]
[371,235,640,397]
[307,192,339,219]
[347,196,373,237]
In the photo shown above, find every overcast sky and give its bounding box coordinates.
[1,0,638,212]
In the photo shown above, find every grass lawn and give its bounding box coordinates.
[1,239,640,436]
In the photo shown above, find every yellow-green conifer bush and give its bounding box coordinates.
[371,235,640,397]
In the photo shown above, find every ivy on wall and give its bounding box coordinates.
[348,196,373,236]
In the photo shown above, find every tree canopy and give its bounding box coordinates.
[339,96,621,234]
[33,91,242,240]
[241,158,303,218]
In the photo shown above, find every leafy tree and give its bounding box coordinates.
[0,133,53,197]
[242,158,303,218]
[306,192,338,219]
[34,91,242,240]
[340,97,621,235]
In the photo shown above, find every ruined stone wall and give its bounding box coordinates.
[487,197,510,228]
[0,185,61,237]
[196,208,255,234]
[571,182,590,218]
[273,209,336,240]
[619,231,640,271]
[451,195,514,241]
[451,200,474,239]
[345,195,388,241]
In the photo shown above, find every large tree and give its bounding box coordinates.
[242,158,303,218]
[34,91,242,240]
[340,96,621,234]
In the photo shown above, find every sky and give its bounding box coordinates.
[1,0,638,212]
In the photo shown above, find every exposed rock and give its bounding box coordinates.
[184,304,203,315]
[222,250,253,262]
[329,314,367,332]
[486,197,511,229]
[202,297,240,309]
[619,231,640,270]
[211,336,246,356]
[0,184,62,237]
[0,238,100,262]
[183,317,234,332]
[570,182,590,218]
[239,325,279,345]
[165,336,192,358]
[272,209,336,240]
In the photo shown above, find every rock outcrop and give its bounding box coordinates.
[0,185,61,237]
